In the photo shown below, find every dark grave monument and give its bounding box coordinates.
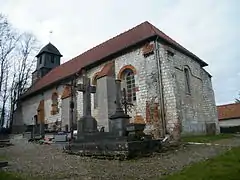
[76,73,98,135]
[0,128,11,148]
[0,129,10,169]
[26,117,46,142]
[65,76,162,160]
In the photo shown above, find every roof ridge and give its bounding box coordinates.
[146,21,181,45]
[22,21,208,99]
[70,21,149,63]
[55,21,150,76]
[147,21,207,66]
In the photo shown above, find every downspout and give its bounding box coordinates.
[154,37,167,137]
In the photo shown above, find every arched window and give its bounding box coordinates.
[184,67,191,94]
[51,92,59,115]
[121,69,136,103]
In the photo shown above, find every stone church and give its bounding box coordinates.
[12,21,219,140]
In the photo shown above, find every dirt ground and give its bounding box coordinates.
[1,135,240,180]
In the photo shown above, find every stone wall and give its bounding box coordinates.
[163,45,219,136]
[157,44,180,139]
[21,94,42,125]
[219,119,240,127]
[19,85,65,130]
[114,42,162,138]
[44,85,64,126]
[12,104,25,133]
[18,38,218,139]
[201,69,220,133]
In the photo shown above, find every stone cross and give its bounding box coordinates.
[76,74,96,116]
[121,88,133,114]
[109,79,130,136]
[115,80,125,115]
[76,73,98,134]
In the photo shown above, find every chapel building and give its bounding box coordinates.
[12,21,219,140]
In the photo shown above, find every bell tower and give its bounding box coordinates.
[32,42,62,84]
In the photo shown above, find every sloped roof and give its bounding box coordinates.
[21,21,207,99]
[36,42,62,57]
[217,103,240,121]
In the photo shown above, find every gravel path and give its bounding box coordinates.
[1,136,240,180]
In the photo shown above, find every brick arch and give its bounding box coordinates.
[61,86,71,99]
[52,91,58,99]
[117,64,137,80]
[51,91,59,115]
[92,72,99,86]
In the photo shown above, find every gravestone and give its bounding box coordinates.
[97,76,116,132]
[109,79,130,136]
[0,130,10,147]
[65,78,162,160]
[40,122,45,138]
[76,74,98,134]
[54,133,67,142]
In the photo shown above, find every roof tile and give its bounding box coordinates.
[22,21,207,99]
[217,103,240,120]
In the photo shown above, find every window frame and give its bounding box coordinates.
[184,67,191,95]
[50,54,54,63]
[122,69,137,103]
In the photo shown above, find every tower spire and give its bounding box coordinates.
[48,30,53,43]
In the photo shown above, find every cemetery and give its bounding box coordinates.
[0,2,238,178]
[0,73,239,179]
[21,75,164,160]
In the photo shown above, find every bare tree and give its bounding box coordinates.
[235,93,240,103]
[0,14,20,128]
[0,14,19,93]
[8,32,39,130]
[0,67,10,126]
[0,14,40,130]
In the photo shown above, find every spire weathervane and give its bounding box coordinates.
[49,30,53,43]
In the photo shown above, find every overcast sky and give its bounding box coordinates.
[0,0,239,105]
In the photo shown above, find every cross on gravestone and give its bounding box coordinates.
[109,79,130,136]
[121,88,134,115]
[111,80,130,118]
[114,80,125,115]
[76,73,98,134]
[76,74,96,116]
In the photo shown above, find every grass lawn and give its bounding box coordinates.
[0,171,26,180]
[0,154,9,161]
[162,147,240,180]
[181,133,235,143]
[0,171,41,180]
